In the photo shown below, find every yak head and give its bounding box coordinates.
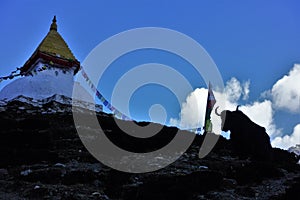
[215,105,241,132]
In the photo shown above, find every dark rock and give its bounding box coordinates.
[0,168,8,180]
[235,162,284,185]
[123,170,222,200]
[20,167,63,184]
[0,99,299,199]
[281,177,300,200]
[17,118,49,130]
[62,169,98,185]
[235,186,256,197]
[272,148,300,170]
[221,178,237,189]
[23,186,50,199]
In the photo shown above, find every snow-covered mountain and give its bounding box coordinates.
[288,144,300,164]
[289,144,300,156]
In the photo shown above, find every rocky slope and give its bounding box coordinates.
[0,97,299,200]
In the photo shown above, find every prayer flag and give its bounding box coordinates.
[204,82,216,133]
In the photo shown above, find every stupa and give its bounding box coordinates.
[0,16,89,101]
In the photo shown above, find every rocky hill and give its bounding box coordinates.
[0,97,299,200]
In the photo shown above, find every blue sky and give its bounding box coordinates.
[0,0,299,148]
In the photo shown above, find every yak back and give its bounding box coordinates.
[231,110,266,132]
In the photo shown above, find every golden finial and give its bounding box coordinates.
[50,15,57,31]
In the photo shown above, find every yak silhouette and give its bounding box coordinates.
[215,106,272,160]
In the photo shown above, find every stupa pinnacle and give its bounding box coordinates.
[20,16,80,75]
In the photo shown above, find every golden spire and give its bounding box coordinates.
[21,15,80,74]
[50,15,57,31]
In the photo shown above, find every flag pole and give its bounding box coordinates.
[203,82,211,132]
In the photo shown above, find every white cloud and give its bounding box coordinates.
[170,88,207,129]
[224,77,250,102]
[224,77,242,103]
[271,64,300,113]
[260,89,271,99]
[242,80,250,100]
[272,124,300,150]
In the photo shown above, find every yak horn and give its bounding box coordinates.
[236,105,241,111]
[215,106,221,116]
